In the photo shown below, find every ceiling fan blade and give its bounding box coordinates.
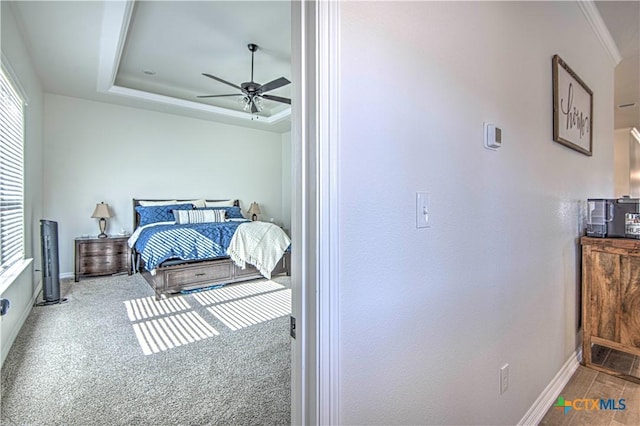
[251,100,258,114]
[262,94,291,105]
[196,94,243,98]
[259,77,291,93]
[202,73,242,90]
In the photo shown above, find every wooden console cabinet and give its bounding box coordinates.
[75,236,132,282]
[581,236,640,382]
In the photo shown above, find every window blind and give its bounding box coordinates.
[0,67,25,273]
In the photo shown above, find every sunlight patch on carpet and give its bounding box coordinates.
[207,289,291,331]
[132,312,220,355]
[192,280,286,306]
[124,295,191,321]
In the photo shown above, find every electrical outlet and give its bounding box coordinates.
[500,364,509,394]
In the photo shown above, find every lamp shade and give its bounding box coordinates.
[247,202,261,215]
[91,202,112,219]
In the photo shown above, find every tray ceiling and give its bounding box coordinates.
[11,1,292,132]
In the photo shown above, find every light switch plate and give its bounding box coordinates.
[416,192,430,229]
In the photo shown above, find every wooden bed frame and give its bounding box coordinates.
[132,199,290,299]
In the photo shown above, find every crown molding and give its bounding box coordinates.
[577,0,622,67]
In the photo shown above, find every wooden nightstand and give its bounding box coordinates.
[75,236,132,282]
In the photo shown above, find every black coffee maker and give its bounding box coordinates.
[586,196,640,238]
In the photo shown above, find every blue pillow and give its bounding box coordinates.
[136,203,193,226]
[197,206,244,219]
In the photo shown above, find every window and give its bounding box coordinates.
[0,66,25,273]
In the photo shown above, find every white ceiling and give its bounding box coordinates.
[7,1,637,133]
[595,0,640,130]
[116,1,291,116]
[9,0,292,132]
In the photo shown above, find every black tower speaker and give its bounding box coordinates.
[38,220,66,305]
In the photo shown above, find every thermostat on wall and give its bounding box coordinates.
[484,122,502,150]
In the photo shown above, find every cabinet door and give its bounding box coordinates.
[588,250,620,342]
[620,255,640,348]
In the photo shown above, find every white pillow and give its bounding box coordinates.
[181,199,206,208]
[138,199,178,206]
[205,199,235,207]
[174,209,226,224]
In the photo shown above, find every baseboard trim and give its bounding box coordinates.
[60,272,74,279]
[518,350,582,425]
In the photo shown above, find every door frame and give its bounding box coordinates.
[291,0,340,424]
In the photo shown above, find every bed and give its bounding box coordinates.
[130,198,290,299]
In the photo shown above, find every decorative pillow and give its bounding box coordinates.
[138,199,178,206]
[197,206,244,219]
[174,209,226,224]
[136,203,193,226]
[180,199,206,208]
[204,199,235,208]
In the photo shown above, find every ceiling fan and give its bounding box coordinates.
[198,43,291,114]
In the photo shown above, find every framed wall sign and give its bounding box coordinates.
[552,54,593,156]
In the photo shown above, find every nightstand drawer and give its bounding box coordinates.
[78,256,128,275]
[80,254,127,270]
[78,242,127,256]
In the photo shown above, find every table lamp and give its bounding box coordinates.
[91,202,112,238]
[248,202,261,221]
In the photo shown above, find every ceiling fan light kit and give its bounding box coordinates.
[198,43,291,117]
[241,95,263,113]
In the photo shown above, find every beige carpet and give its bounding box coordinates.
[1,273,291,426]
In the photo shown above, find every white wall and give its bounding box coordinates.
[1,2,44,364]
[43,94,285,274]
[614,128,631,197]
[337,2,614,424]
[281,131,292,231]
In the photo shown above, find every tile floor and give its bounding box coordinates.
[540,346,640,425]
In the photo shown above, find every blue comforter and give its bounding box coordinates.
[133,221,244,270]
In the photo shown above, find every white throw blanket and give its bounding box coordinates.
[227,222,291,279]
